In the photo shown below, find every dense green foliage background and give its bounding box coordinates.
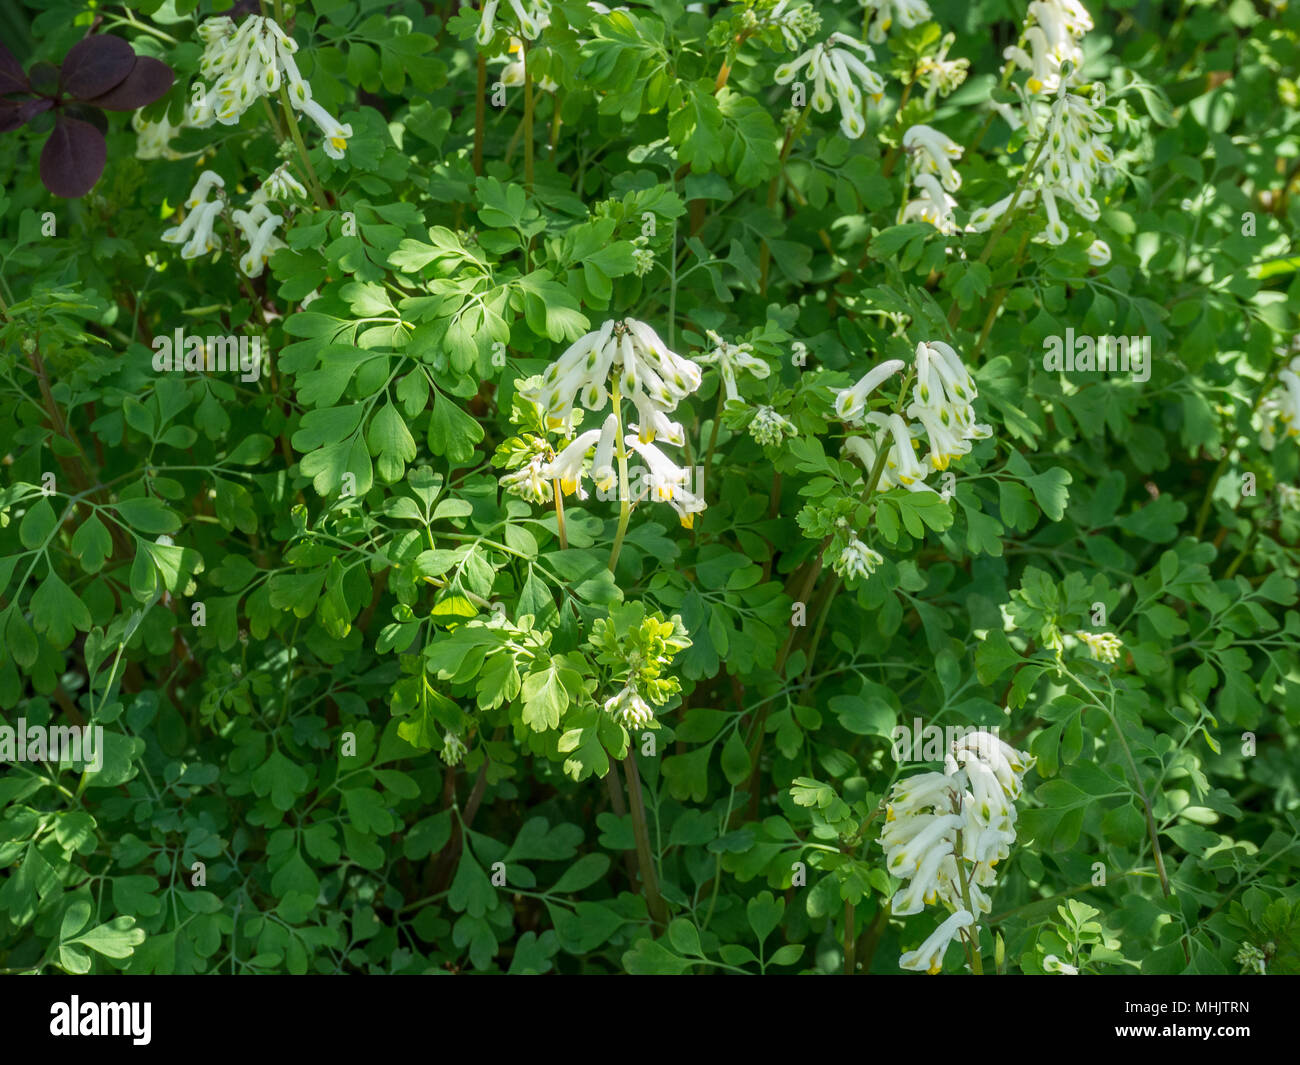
[1,0,1298,975]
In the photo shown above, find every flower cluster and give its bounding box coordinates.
[162,170,225,260]
[1076,630,1123,663]
[163,164,306,277]
[695,330,771,404]
[1004,0,1094,95]
[901,125,963,235]
[970,78,1115,250]
[915,33,969,107]
[440,731,468,767]
[836,341,990,497]
[832,532,883,581]
[515,319,706,527]
[749,405,797,447]
[775,33,885,140]
[133,111,189,161]
[764,0,823,50]
[1257,355,1300,450]
[188,14,352,159]
[587,606,691,731]
[477,0,553,45]
[861,0,932,45]
[879,729,1036,973]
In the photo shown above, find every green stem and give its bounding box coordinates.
[623,753,668,928]
[608,381,632,573]
[277,88,329,209]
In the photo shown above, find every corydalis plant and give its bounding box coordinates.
[880,730,1036,973]
[585,603,691,730]
[0,35,173,197]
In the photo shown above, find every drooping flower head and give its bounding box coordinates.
[775,32,886,140]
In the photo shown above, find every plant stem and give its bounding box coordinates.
[623,753,668,928]
[522,43,535,190]
[843,900,856,974]
[474,54,487,176]
[277,88,329,209]
[553,480,568,549]
[608,380,632,573]
[954,836,984,974]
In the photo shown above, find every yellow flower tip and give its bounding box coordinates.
[560,477,578,495]
[679,514,695,530]
[1027,77,1043,93]
[546,416,566,429]
[928,961,942,975]
[330,136,348,152]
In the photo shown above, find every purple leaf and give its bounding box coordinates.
[86,56,174,111]
[60,34,135,100]
[0,42,28,95]
[40,116,107,198]
[0,96,51,133]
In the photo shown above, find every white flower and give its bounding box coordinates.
[695,331,770,403]
[1278,483,1300,510]
[440,731,468,766]
[916,33,968,106]
[775,33,885,140]
[1086,238,1111,266]
[898,910,974,974]
[188,14,350,160]
[540,413,619,498]
[1003,0,1093,95]
[237,211,285,278]
[262,163,308,201]
[478,0,552,45]
[604,684,653,729]
[1259,361,1300,450]
[907,341,991,472]
[903,124,963,192]
[296,97,353,159]
[901,173,959,235]
[133,112,188,161]
[861,0,932,45]
[750,405,797,447]
[832,535,883,581]
[1076,630,1123,663]
[834,358,904,423]
[163,176,226,260]
[523,319,700,437]
[765,0,823,50]
[1044,954,1080,974]
[626,436,705,528]
[879,729,1035,973]
[501,452,554,503]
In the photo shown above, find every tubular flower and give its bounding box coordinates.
[880,730,1036,973]
[626,437,705,528]
[903,124,963,192]
[1076,630,1123,663]
[834,358,905,423]
[916,33,969,107]
[1003,0,1093,95]
[440,731,468,767]
[1086,238,1111,266]
[765,0,823,49]
[260,162,308,202]
[1258,359,1300,450]
[522,319,701,438]
[604,684,654,729]
[501,452,554,503]
[540,413,620,498]
[1044,954,1080,974]
[901,172,959,235]
[749,405,797,447]
[162,171,226,259]
[133,112,188,161]
[477,0,553,45]
[694,331,770,404]
[861,0,932,45]
[907,341,992,472]
[833,535,883,581]
[774,33,885,140]
[188,14,351,159]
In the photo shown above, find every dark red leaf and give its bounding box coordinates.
[0,42,27,95]
[86,56,174,111]
[0,96,51,133]
[40,116,107,198]
[60,34,135,100]
[27,60,59,96]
